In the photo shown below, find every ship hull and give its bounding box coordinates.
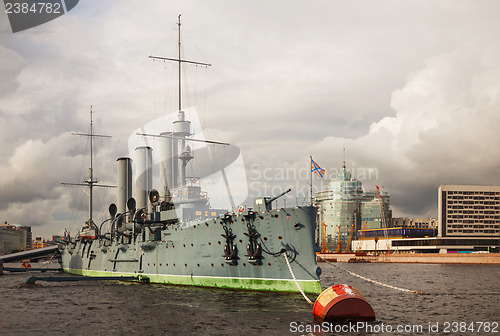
[60,206,322,294]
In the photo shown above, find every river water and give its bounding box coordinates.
[0,262,498,335]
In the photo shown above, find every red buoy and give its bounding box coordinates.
[313,284,375,323]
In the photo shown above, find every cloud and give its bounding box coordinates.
[0,45,25,95]
[0,133,78,205]
[310,46,500,218]
[1,1,500,237]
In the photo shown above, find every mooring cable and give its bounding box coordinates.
[283,252,314,305]
[318,255,427,295]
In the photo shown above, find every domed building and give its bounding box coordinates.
[314,164,391,252]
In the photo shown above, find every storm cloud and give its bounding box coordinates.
[0,1,499,237]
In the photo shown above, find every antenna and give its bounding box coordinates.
[343,145,346,170]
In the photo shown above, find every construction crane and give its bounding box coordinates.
[357,220,367,253]
[344,224,355,253]
[335,225,341,253]
[376,185,391,253]
[319,220,329,253]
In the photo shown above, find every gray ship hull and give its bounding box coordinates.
[60,206,322,294]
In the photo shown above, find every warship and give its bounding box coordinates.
[59,15,322,294]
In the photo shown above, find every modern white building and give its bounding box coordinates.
[438,185,500,237]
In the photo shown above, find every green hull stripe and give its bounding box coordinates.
[62,268,322,294]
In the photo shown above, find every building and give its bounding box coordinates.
[32,237,49,249]
[0,223,31,255]
[314,164,391,251]
[438,185,500,237]
[392,217,437,229]
[351,185,500,253]
[352,227,438,253]
[0,224,19,255]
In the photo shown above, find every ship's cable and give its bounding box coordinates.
[283,252,314,305]
[317,255,426,295]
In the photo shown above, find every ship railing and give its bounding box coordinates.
[185,177,201,187]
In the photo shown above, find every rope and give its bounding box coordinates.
[41,251,58,268]
[283,252,314,305]
[318,255,426,295]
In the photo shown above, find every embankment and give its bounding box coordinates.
[317,253,500,264]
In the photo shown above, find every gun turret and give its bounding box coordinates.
[254,188,292,211]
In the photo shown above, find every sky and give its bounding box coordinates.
[1,0,500,238]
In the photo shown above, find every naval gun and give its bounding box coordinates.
[254,188,292,211]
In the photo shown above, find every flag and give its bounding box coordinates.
[311,158,325,178]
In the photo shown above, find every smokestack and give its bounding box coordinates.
[116,157,132,215]
[135,146,153,209]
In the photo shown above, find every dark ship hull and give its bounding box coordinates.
[61,205,322,294]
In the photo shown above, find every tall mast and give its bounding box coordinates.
[149,15,212,110]
[89,106,94,226]
[62,106,114,228]
[178,14,182,111]
[310,155,313,206]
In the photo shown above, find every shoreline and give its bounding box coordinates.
[317,252,500,264]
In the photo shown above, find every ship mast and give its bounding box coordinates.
[62,106,115,228]
[178,14,182,111]
[89,107,95,225]
[148,14,214,192]
[149,14,212,112]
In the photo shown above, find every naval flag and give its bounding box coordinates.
[311,158,325,178]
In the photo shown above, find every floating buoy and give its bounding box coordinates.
[313,284,375,323]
